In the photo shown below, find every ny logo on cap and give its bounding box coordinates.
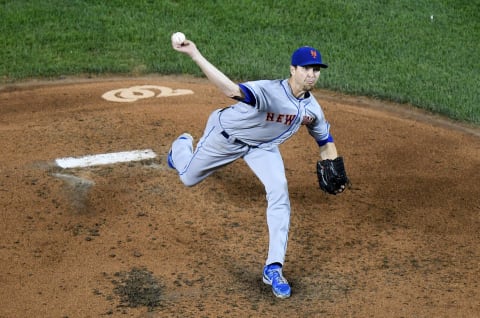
[310,49,317,59]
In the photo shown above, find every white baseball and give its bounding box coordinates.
[171,32,186,46]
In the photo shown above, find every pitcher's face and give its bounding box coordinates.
[290,65,321,92]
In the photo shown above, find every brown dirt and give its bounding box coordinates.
[1,75,479,318]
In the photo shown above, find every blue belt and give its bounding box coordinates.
[221,131,258,148]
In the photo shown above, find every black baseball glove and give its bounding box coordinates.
[317,157,350,195]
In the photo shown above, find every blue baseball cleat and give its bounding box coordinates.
[262,263,291,298]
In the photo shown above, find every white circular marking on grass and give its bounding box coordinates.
[102,85,194,102]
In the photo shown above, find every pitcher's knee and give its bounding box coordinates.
[266,178,289,200]
[272,177,288,191]
[179,175,197,187]
[179,174,201,187]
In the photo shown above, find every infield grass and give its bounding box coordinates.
[1,0,479,124]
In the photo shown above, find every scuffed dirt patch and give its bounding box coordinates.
[111,267,163,311]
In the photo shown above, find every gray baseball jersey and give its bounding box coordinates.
[219,79,331,148]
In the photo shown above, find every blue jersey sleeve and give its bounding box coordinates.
[317,133,334,146]
[232,83,256,106]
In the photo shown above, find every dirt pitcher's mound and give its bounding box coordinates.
[0,76,479,317]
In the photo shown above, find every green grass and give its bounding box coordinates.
[1,0,479,124]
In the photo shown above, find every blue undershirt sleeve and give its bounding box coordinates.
[317,134,334,147]
[233,83,256,106]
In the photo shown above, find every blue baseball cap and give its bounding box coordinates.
[291,46,328,68]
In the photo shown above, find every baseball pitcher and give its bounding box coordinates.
[167,34,350,298]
